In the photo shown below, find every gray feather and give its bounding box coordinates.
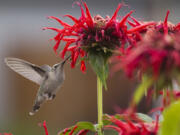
[40,65,51,72]
[4,57,46,85]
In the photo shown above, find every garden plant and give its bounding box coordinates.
[2,1,180,135]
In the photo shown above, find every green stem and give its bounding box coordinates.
[97,76,103,135]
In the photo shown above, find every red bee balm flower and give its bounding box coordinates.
[122,31,180,91]
[44,2,155,72]
[127,11,180,45]
[113,11,180,91]
[104,114,159,135]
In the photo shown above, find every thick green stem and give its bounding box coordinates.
[97,76,103,135]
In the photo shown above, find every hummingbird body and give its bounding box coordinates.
[4,56,69,115]
[37,67,65,99]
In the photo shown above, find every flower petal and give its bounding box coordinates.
[119,10,133,27]
[163,10,170,35]
[47,16,71,27]
[108,4,122,25]
[127,22,156,33]
[83,2,93,27]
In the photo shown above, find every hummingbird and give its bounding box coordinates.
[4,56,70,116]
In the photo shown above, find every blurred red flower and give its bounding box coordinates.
[114,11,180,85]
[105,117,159,135]
[123,32,180,77]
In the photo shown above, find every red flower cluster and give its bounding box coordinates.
[127,11,180,39]
[123,32,180,78]
[58,114,159,135]
[40,114,159,135]
[105,115,159,135]
[119,12,180,84]
[45,2,155,72]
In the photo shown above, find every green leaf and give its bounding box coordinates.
[103,114,112,126]
[58,126,73,135]
[133,75,154,104]
[58,122,96,135]
[76,122,96,132]
[159,100,180,135]
[88,52,109,90]
[136,113,153,123]
[154,74,172,91]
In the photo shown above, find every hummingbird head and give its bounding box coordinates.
[52,63,60,69]
[52,55,71,70]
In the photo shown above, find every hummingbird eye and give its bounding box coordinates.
[53,64,58,69]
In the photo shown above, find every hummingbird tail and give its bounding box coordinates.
[29,96,45,116]
[29,111,35,116]
[29,104,41,116]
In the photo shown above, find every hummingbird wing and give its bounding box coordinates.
[4,57,46,85]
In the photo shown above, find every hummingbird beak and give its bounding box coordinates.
[61,55,71,65]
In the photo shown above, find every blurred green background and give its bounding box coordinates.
[0,0,179,134]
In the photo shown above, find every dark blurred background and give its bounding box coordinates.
[0,0,179,134]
